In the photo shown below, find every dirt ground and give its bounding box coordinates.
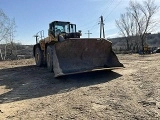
[0,54,160,120]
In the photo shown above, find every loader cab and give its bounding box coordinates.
[48,21,81,40]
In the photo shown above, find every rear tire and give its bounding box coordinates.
[46,45,53,72]
[35,46,43,67]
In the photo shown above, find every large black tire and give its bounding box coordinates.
[35,46,43,67]
[46,45,53,72]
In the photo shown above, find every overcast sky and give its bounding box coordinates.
[0,0,160,45]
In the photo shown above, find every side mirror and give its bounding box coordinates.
[78,30,82,36]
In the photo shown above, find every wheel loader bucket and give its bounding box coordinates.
[53,38,124,77]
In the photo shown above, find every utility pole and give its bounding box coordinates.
[99,16,105,38]
[85,30,92,38]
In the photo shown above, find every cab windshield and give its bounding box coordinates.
[54,22,76,34]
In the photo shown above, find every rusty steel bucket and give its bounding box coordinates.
[52,38,124,77]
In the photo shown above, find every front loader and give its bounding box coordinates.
[33,21,124,77]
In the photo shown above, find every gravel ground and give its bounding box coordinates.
[0,54,160,120]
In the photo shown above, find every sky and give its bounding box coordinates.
[0,0,160,45]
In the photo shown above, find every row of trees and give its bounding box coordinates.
[116,0,159,53]
[0,9,16,60]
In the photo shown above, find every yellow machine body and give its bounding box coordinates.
[33,21,124,77]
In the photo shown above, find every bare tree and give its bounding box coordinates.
[0,9,16,60]
[116,12,136,50]
[116,0,159,53]
[0,9,10,42]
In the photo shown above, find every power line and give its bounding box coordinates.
[101,0,115,15]
[78,0,122,38]
[85,0,116,37]
[104,0,122,21]
[78,18,98,29]
[81,18,99,32]
[89,22,99,31]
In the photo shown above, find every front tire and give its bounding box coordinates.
[35,46,43,67]
[46,45,53,72]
